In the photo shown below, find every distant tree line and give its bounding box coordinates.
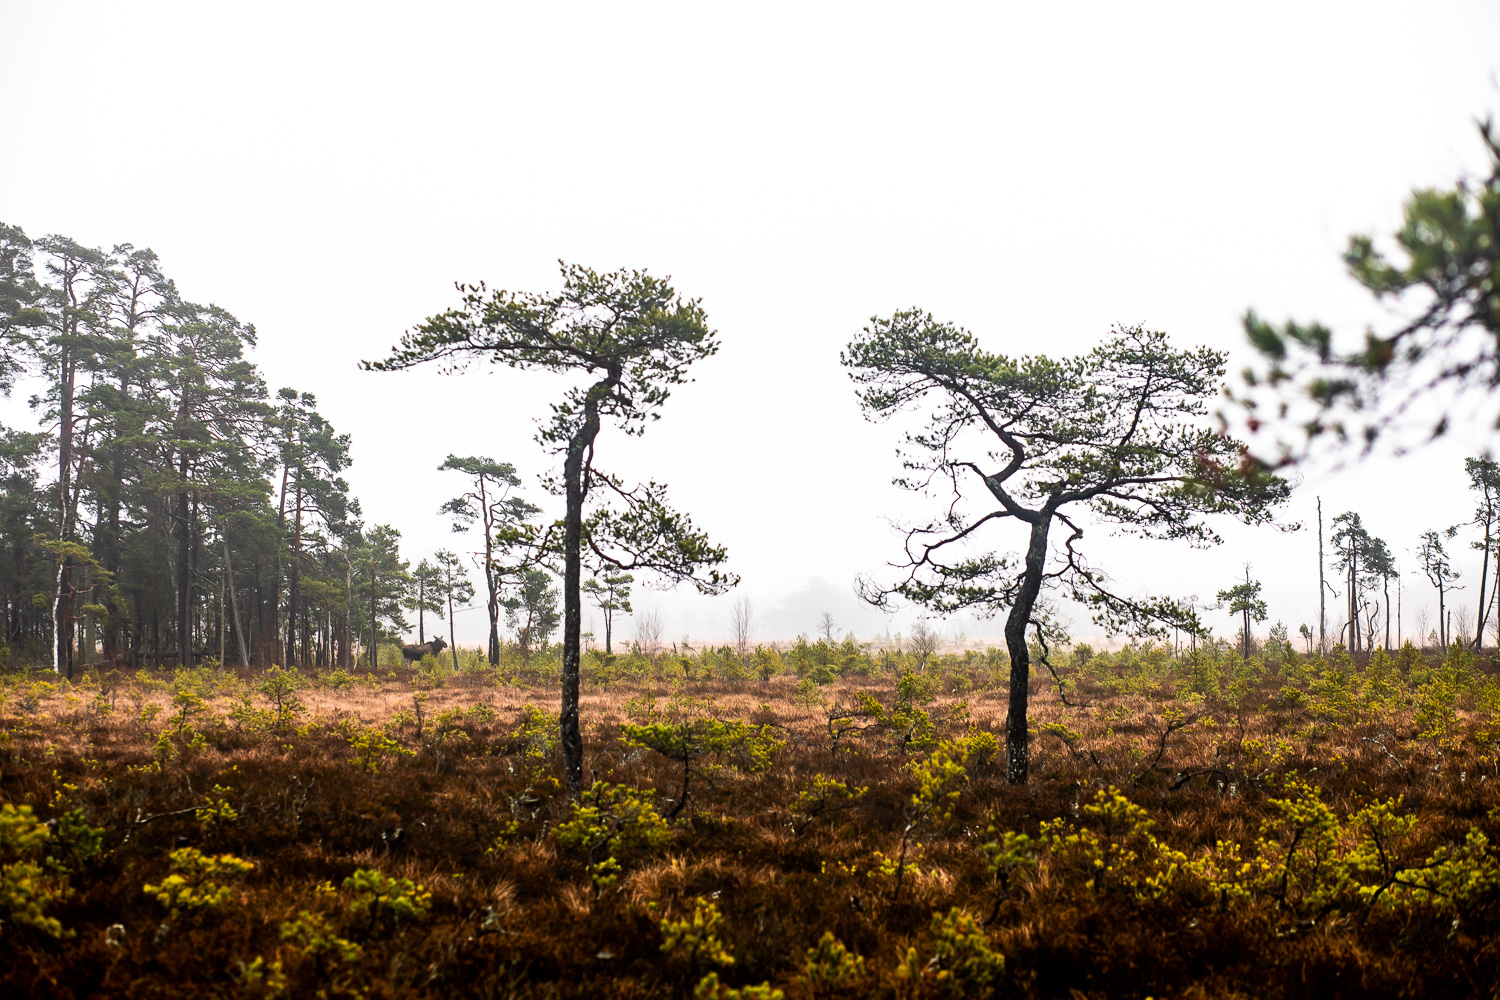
[0,223,550,675]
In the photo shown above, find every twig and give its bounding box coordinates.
[1131,710,1202,786]
[1361,734,1411,782]
[1030,619,1089,708]
[1169,766,1231,791]
[121,806,198,846]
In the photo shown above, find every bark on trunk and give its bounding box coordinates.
[52,336,74,677]
[175,459,192,670]
[1346,547,1359,653]
[1317,498,1326,656]
[1003,516,1051,785]
[1384,577,1391,652]
[264,464,289,667]
[223,538,249,666]
[369,558,378,670]
[287,475,303,665]
[1476,510,1492,650]
[1439,585,1447,648]
[560,396,603,795]
[100,436,123,661]
[448,592,459,673]
[479,475,502,666]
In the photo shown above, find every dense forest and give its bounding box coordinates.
[0,223,495,678]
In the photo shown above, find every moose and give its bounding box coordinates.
[401,637,448,663]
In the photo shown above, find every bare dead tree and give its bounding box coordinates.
[908,618,939,672]
[1455,605,1475,647]
[633,609,664,659]
[730,596,753,660]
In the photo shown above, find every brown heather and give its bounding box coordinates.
[1,641,1498,999]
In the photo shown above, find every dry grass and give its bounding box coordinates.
[1,649,1498,998]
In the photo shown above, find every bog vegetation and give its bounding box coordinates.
[4,113,1500,997]
[2,636,1499,997]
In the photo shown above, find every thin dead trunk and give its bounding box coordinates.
[1317,497,1326,656]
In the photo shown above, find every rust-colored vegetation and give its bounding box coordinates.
[2,636,1499,998]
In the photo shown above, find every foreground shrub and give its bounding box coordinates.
[897,907,1004,997]
[143,847,255,918]
[0,804,68,938]
[554,780,670,893]
[343,868,432,933]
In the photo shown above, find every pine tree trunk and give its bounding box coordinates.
[480,475,501,666]
[448,593,459,673]
[1476,506,1493,650]
[1439,585,1447,648]
[1384,577,1391,652]
[175,458,192,670]
[100,432,124,662]
[265,465,289,667]
[370,558,378,670]
[223,538,249,666]
[287,476,303,666]
[52,335,74,677]
[560,398,602,795]
[1004,516,1051,785]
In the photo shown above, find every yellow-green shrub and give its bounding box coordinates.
[343,868,431,931]
[553,780,669,892]
[144,847,254,917]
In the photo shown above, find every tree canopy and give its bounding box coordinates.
[1217,569,1268,661]
[1239,116,1500,458]
[437,454,537,665]
[0,222,396,674]
[365,262,736,792]
[845,316,1290,783]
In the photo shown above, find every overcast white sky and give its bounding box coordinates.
[4,3,1500,648]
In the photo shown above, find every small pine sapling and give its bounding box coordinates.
[143,847,255,918]
[553,781,670,895]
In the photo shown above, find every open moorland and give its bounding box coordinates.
[2,638,1499,999]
